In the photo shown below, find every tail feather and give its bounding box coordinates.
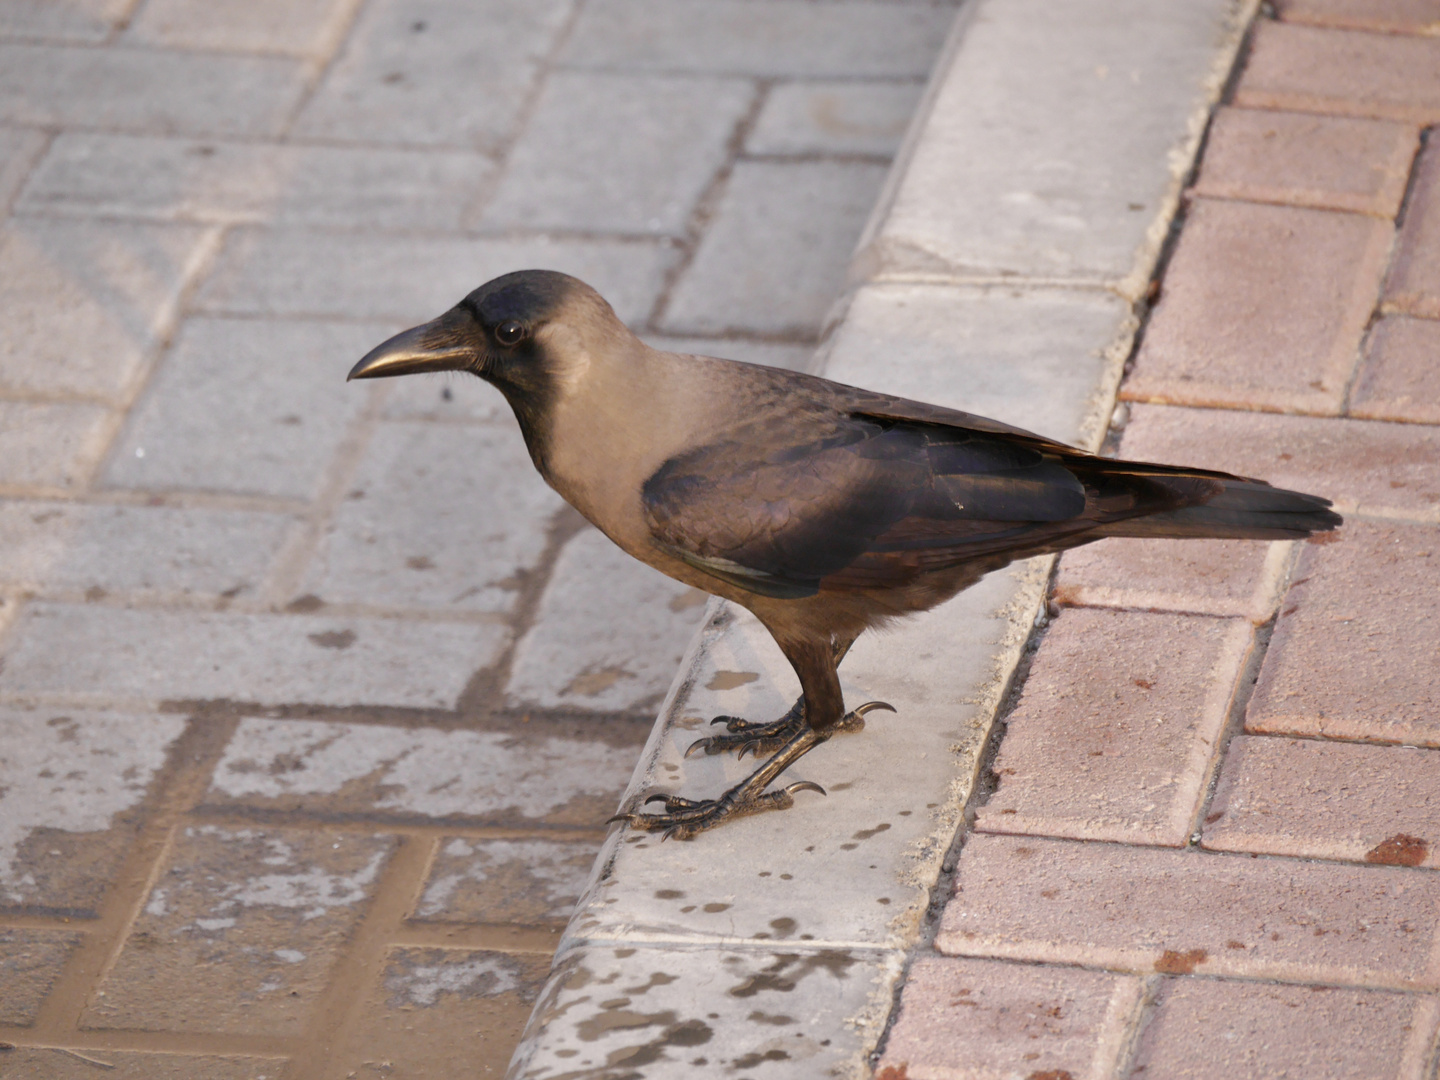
[1078,461,1342,541]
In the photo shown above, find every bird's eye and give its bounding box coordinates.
[495,320,527,346]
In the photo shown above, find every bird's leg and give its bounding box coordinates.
[614,726,831,840]
[685,633,892,759]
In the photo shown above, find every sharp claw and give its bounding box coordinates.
[853,700,897,717]
[684,738,713,758]
[644,793,673,807]
[606,812,636,825]
[785,780,826,798]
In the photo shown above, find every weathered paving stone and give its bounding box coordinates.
[84,825,396,1035]
[0,43,306,136]
[205,718,639,826]
[333,947,551,1079]
[19,133,496,230]
[1129,977,1439,1080]
[511,943,897,1079]
[1351,315,1440,424]
[294,0,572,151]
[123,0,353,56]
[1275,0,1440,34]
[505,527,710,712]
[301,420,564,614]
[974,609,1252,847]
[876,956,1142,1080]
[859,0,1237,288]
[748,80,922,158]
[0,0,130,42]
[1204,736,1440,868]
[0,604,505,709]
[0,401,113,490]
[558,0,954,78]
[481,71,753,236]
[379,368,510,424]
[937,833,1440,988]
[196,229,675,326]
[103,318,381,501]
[1246,521,1440,747]
[0,927,83,1024]
[0,217,209,402]
[0,125,48,208]
[0,706,185,914]
[0,1050,284,1080]
[821,283,1129,448]
[661,159,889,337]
[1383,140,1440,320]
[0,500,293,600]
[412,837,602,924]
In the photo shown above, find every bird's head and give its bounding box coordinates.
[347,270,627,413]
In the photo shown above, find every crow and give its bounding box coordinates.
[349,269,1341,839]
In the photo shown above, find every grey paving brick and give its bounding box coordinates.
[0,705,186,913]
[206,718,639,825]
[513,944,897,1079]
[380,369,510,423]
[748,79,922,157]
[196,228,675,326]
[0,43,306,137]
[294,0,573,150]
[0,217,209,401]
[0,603,506,708]
[821,282,1130,448]
[301,419,564,613]
[0,500,294,600]
[0,927,81,1024]
[0,124,47,209]
[481,72,752,236]
[559,0,953,77]
[413,836,600,923]
[102,318,380,500]
[506,526,709,712]
[859,0,1237,288]
[0,401,113,490]
[0,0,128,43]
[123,0,352,56]
[86,825,397,1035]
[19,133,495,230]
[643,335,815,372]
[661,159,888,336]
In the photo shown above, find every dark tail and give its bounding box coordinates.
[1073,458,1343,541]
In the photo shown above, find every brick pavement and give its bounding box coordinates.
[0,1,950,1076]
[878,7,1440,1078]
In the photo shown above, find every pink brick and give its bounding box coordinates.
[1191,107,1418,217]
[937,834,1440,989]
[1247,521,1440,747]
[1204,736,1440,867]
[1118,404,1440,520]
[1351,317,1440,424]
[1275,0,1440,36]
[1236,21,1440,124]
[976,609,1252,846]
[1385,142,1440,319]
[876,956,1142,1080]
[1122,198,1390,415]
[1129,977,1440,1080]
[1054,536,1285,621]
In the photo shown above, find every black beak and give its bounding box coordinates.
[347,312,477,381]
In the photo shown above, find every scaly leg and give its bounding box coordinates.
[685,696,894,759]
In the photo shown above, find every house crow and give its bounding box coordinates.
[349,270,1341,839]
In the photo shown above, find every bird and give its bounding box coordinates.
[348,269,1342,840]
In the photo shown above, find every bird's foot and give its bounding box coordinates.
[612,728,827,840]
[684,698,895,759]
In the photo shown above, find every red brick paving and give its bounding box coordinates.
[884,8,1440,1075]
[1122,198,1391,415]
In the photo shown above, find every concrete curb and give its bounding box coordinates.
[507,1,1259,1075]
